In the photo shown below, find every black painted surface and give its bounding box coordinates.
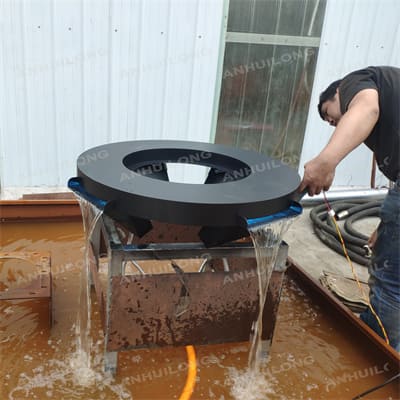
[75,140,300,227]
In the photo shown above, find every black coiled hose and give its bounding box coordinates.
[310,199,383,266]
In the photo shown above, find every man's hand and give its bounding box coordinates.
[299,155,336,196]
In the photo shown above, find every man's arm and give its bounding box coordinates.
[299,88,379,195]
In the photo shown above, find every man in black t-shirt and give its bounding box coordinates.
[299,66,400,351]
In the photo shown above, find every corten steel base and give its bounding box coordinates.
[0,251,52,325]
[87,213,289,374]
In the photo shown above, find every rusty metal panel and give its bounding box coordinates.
[107,270,256,350]
[287,258,400,367]
[115,220,201,244]
[106,268,284,351]
[0,251,51,300]
[0,200,81,222]
[88,243,106,330]
[262,270,285,342]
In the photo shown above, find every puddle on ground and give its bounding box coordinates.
[1,220,398,399]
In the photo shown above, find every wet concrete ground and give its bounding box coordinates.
[285,206,374,283]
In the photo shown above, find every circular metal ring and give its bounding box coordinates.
[75,140,300,227]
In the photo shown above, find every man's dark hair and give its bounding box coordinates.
[317,79,342,120]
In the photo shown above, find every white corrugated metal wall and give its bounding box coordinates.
[1,0,399,190]
[300,0,400,187]
[0,0,226,188]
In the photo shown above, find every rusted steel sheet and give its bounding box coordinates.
[88,244,106,330]
[262,270,285,342]
[106,268,284,351]
[286,257,400,367]
[22,193,76,200]
[0,251,51,300]
[115,220,202,244]
[115,220,255,245]
[0,200,81,221]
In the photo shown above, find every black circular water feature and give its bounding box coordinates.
[72,140,300,244]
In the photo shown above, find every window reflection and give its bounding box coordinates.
[215,0,326,168]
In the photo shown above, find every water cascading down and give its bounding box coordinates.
[68,140,302,375]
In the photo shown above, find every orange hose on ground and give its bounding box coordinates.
[179,345,197,400]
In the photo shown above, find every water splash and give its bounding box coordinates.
[7,198,132,399]
[227,367,278,400]
[8,334,132,400]
[228,216,296,400]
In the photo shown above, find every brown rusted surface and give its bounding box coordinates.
[262,271,284,342]
[115,220,201,244]
[22,192,76,200]
[93,215,286,357]
[116,220,256,245]
[106,267,284,351]
[0,251,51,300]
[287,257,400,368]
[88,244,106,330]
[213,257,257,271]
[0,200,81,221]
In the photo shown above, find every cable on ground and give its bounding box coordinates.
[310,199,382,265]
[321,192,389,345]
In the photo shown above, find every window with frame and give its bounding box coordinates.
[215,0,327,168]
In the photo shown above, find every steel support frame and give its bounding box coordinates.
[88,214,288,374]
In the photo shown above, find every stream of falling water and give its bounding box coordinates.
[72,198,104,377]
[248,217,295,369]
[229,216,296,400]
[6,201,133,399]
